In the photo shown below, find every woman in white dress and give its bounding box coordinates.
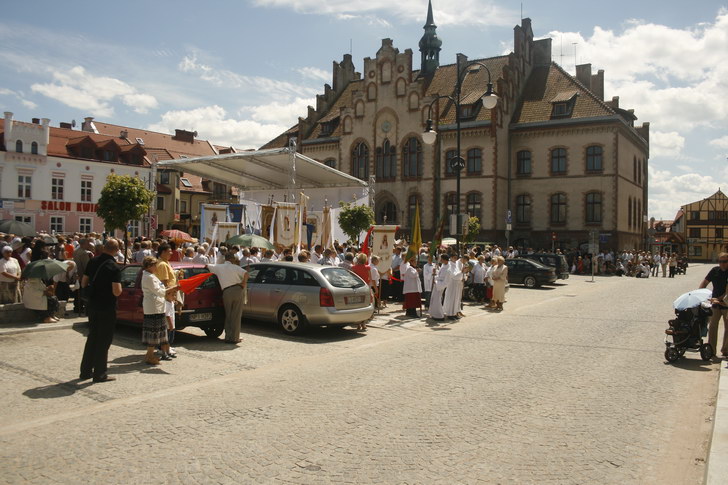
[491,256,509,311]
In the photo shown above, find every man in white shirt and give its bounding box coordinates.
[192,247,210,265]
[207,252,248,344]
[239,248,253,268]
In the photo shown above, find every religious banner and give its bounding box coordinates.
[275,202,296,247]
[216,222,239,245]
[200,205,228,242]
[319,206,332,249]
[260,205,275,240]
[306,211,322,247]
[371,225,398,273]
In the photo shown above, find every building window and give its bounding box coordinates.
[407,194,419,227]
[15,215,32,224]
[466,193,481,220]
[31,142,38,155]
[15,140,23,153]
[586,146,603,172]
[81,180,92,202]
[689,246,702,257]
[323,158,336,169]
[128,220,141,239]
[102,150,116,162]
[180,178,193,188]
[50,216,64,234]
[159,172,170,184]
[716,228,724,239]
[637,159,642,185]
[445,149,457,176]
[689,228,701,238]
[550,193,567,224]
[516,195,531,224]
[157,196,165,211]
[377,200,397,224]
[351,142,369,180]
[550,148,567,174]
[690,211,700,221]
[633,156,637,181]
[17,175,31,198]
[445,192,457,217]
[376,139,396,180]
[516,150,531,175]
[551,102,573,118]
[402,137,422,178]
[628,198,633,228]
[466,148,482,175]
[181,200,188,213]
[585,192,602,223]
[51,178,64,201]
[79,217,92,233]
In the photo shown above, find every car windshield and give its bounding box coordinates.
[322,268,366,288]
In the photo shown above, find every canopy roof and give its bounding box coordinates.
[156,147,367,191]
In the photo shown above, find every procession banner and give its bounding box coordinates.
[306,211,322,247]
[200,205,228,242]
[320,206,332,249]
[275,202,296,247]
[371,225,398,273]
[216,222,239,244]
[261,205,275,241]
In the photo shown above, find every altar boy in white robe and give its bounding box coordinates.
[428,254,450,321]
[443,254,468,320]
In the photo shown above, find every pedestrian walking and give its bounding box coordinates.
[700,252,728,359]
[79,238,122,383]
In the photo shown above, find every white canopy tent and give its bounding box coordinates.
[156,147,369,206]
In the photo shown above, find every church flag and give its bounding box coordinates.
[405,201,422,261]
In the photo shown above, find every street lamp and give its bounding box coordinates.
[422,54,498,255]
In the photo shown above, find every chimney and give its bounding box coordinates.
[81,117,98,134]
[4,112,13,142]
[60,122,73,129]
[32,118,40,124]
[532,38,552,66]
[120,130,129,139]
[41,118,50,153]
[576,64,592,90]
[591,69,605,100]
[173,129,196,143]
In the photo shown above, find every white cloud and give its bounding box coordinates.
[0,87,37,110]
[650,131,685,158]
[251,0,516,27]
[548,10,728,134]
[296,66,330,82]
[709,135,728,149]
[242,97,314,126]
[648,166,723,219]
[148,105,287,149]
[30,66,158,117]
[179,55,319,99]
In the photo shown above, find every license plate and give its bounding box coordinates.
[345,295,365,304]
[189,312,212,322]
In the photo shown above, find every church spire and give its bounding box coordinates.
[419,0,442,77]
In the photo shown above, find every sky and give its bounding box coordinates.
[1,0,726,221]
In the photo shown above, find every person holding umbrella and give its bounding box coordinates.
[21,252,63,323]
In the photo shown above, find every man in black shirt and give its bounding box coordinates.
[700,252,728,358]
[79,238,122,382]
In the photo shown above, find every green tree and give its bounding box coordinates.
[97,174,154,257]
[337,202,375,243]
[463,216,481,244]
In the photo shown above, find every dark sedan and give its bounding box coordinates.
[505,258,557,288]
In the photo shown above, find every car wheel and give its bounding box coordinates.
[523,276,537,288]
[203,326,224,338]
[278,305,306,335]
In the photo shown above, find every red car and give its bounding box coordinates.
[116,263,226,337]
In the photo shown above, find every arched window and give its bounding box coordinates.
[628,197,633,228]
[408,92,419,110]
[445,192,457,217]
[402,137,422,178]
[586,146,602,172]
[516,194,531,224]
[637,159,642,185]
[367,83,377,101]
[550,193,567,224]
[323,158,336,169]
[31,142,38,155]
[407,194,420,227]
[516,150,531,175]
[396,78,406,97]
[377,200,397,224]
[355,101,364,117]
[633,156,637,181]
[380,61,391,83]
[351,142,369,180]
[445,149,457,176]
[15,140,23,153]
[375,139,396,180]
[466,192,481,220]
[550,148,567,174]
[466,148,482,175]
[637,199,642,229]
[585,192,602,223]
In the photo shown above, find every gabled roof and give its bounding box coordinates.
[512,63,616,124]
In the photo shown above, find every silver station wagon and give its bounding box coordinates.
[243,262,374,335]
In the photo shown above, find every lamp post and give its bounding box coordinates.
[422,54,498,256]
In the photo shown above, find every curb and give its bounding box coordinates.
[707,359,728,484]
[0,317,87,336]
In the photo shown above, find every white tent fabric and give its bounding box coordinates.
[156,147,368,192]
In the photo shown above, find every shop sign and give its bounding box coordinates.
[40,201,99,212]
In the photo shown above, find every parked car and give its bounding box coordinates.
[523,253,570,279]
[244,262,375,335]
[116,263,226,337]
[505,258,557,288]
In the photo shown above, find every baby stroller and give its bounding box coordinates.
[664,289,713,363]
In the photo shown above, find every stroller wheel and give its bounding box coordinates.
[700,343,714,361]
[665,347,680,363]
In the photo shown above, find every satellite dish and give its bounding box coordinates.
[71,120,76,127]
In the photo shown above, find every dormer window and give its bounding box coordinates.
[459,104,479,120]
[102,149,117,162]
[550,91,578,119]
[319,117,339,137]
[180,178,193,188]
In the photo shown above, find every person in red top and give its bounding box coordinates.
[168,241,182,262]
[350,253,372,331]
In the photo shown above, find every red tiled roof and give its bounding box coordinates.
[90,121,219,158]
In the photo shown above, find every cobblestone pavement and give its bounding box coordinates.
[0,265,721,484]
